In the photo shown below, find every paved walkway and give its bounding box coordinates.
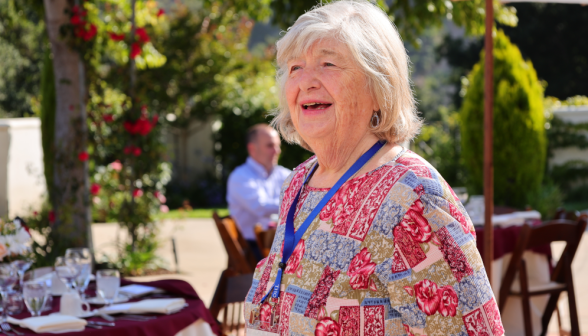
[91,219,588,335]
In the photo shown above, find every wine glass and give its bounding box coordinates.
[54,257,79,290]
[23,282,47,317]
[11,258,33,290]
[65,248,92,298]
[96,270,120,306]
[0,264,18,322]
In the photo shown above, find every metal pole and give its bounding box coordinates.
[483,0,494,287]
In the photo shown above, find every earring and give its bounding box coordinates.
[371,112,380,128]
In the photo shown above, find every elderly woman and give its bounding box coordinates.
[245,1,503,335]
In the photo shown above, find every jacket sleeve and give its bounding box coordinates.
[386,193,504,336]
[227,173,280,217]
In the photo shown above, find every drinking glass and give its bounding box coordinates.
[54,256,79,290]
[0,264,18,322]
[96,270,120,306]
[11,259,33,290]
[65,248,92,298]
[4,290,24,315]
[23,282,47,317]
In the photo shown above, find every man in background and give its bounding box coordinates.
[227,124,291,261]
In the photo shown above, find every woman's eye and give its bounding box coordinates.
[324,62,335,67]
[290,65,301,72]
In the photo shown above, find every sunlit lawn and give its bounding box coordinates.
[154,208,229,220]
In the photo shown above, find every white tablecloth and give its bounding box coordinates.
[175,319,216,336]
[491,251,551,336]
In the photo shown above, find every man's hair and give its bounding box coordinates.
[246,124,276,144]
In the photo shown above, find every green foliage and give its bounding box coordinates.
[0,0,46,117]
[270,0,517,45]
[525,182,564,220]
[460,30,546,208]
[40,50,56,200]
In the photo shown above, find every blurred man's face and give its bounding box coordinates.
[248,129,281,172]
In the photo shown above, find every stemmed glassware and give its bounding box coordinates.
[54,257,79,291]
[11,258,33,290]
[0,264,18,322]
[65,248,92,298]
[96,270,120,306]
[23,282,47,317]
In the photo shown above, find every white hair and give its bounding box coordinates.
[270,0,421,150]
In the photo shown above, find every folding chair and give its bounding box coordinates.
[253,224,275,258]
[209,269,253,336]
[498,216,587,336]
[212,211,256,274]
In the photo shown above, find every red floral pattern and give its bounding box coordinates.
[329,177,366,236]
[438,285,459,317]
[347,247,377,290]
[414,279,440,316]
[339,306,360,336]
[449,202,470,234]
[393,225,426,268]
[400,199,432,243]
[363,305,385,336]
[463,308,491,336]
[259,302,272,331]
[252,254,276,304]
[483,298,505,336]
[279,293,296,336]
[437,227,474,282]
[391,248,408,273]
[285,239,305,274]
[315,318,341,336]
[305,266,340,319]
[278,168,307,226]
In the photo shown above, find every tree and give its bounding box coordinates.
[270,0,517,45]
[43,0,91,253]
[460,30,546,208]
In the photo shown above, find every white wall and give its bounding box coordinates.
[165,119,215,182]
[0,118,46,218]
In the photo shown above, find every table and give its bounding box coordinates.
[10,278,220,336]
[476,224,552,336]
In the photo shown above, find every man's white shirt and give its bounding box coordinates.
[227,157,291,240]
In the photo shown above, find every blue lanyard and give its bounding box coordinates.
[260,141,385,303]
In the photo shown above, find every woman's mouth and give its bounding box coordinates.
[302,102,332,110]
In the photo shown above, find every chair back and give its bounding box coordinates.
[499,217,587,310]
[212,211,255,274]
[209,269,253,336]
[254,225,275,258]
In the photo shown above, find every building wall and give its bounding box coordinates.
[0,118,46,218]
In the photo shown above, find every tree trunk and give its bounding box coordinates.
[44,0,91,251]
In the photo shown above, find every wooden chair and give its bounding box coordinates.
[212,211,257,274]
[554,208,581,221]
[209,269,253,336]
[498,216,588,336]
[253,224,275,258]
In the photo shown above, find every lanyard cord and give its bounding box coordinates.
[260,141,386,303]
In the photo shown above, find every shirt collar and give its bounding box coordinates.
[246,157,271,178]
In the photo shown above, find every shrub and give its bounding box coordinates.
[460,30,546,208]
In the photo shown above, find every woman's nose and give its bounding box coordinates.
[299,68,321,92]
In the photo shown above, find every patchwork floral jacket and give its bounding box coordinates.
[244,150,504,336]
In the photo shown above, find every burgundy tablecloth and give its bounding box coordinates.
[475,223,551,261]
[10,278,221,336]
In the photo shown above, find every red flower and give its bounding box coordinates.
[78,151,89,161]
[48,211,55,223]
[347,247,377,290]
[132,147,142,156]
[82,24,97,41]
[110,160,122,171]
[90,183,101,195]
[103,114,114,123]
[284,239,305,274]
[157,9,165,17]
[135,27,150,44]
[70,15,84,26]
[414,279,440,316]
[124,117,155,136]
[400,199,432,243]
[259,302,272,331]
[315,317,340,336]
[133,189,143,198]
[108,32,125,41]
[437,285,458,317]
[124,146,133,155]
[130,42,141,59]
[153,191,166,203]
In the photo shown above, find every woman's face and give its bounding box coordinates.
[285,38,379,146]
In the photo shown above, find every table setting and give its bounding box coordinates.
[0,220,220,336]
